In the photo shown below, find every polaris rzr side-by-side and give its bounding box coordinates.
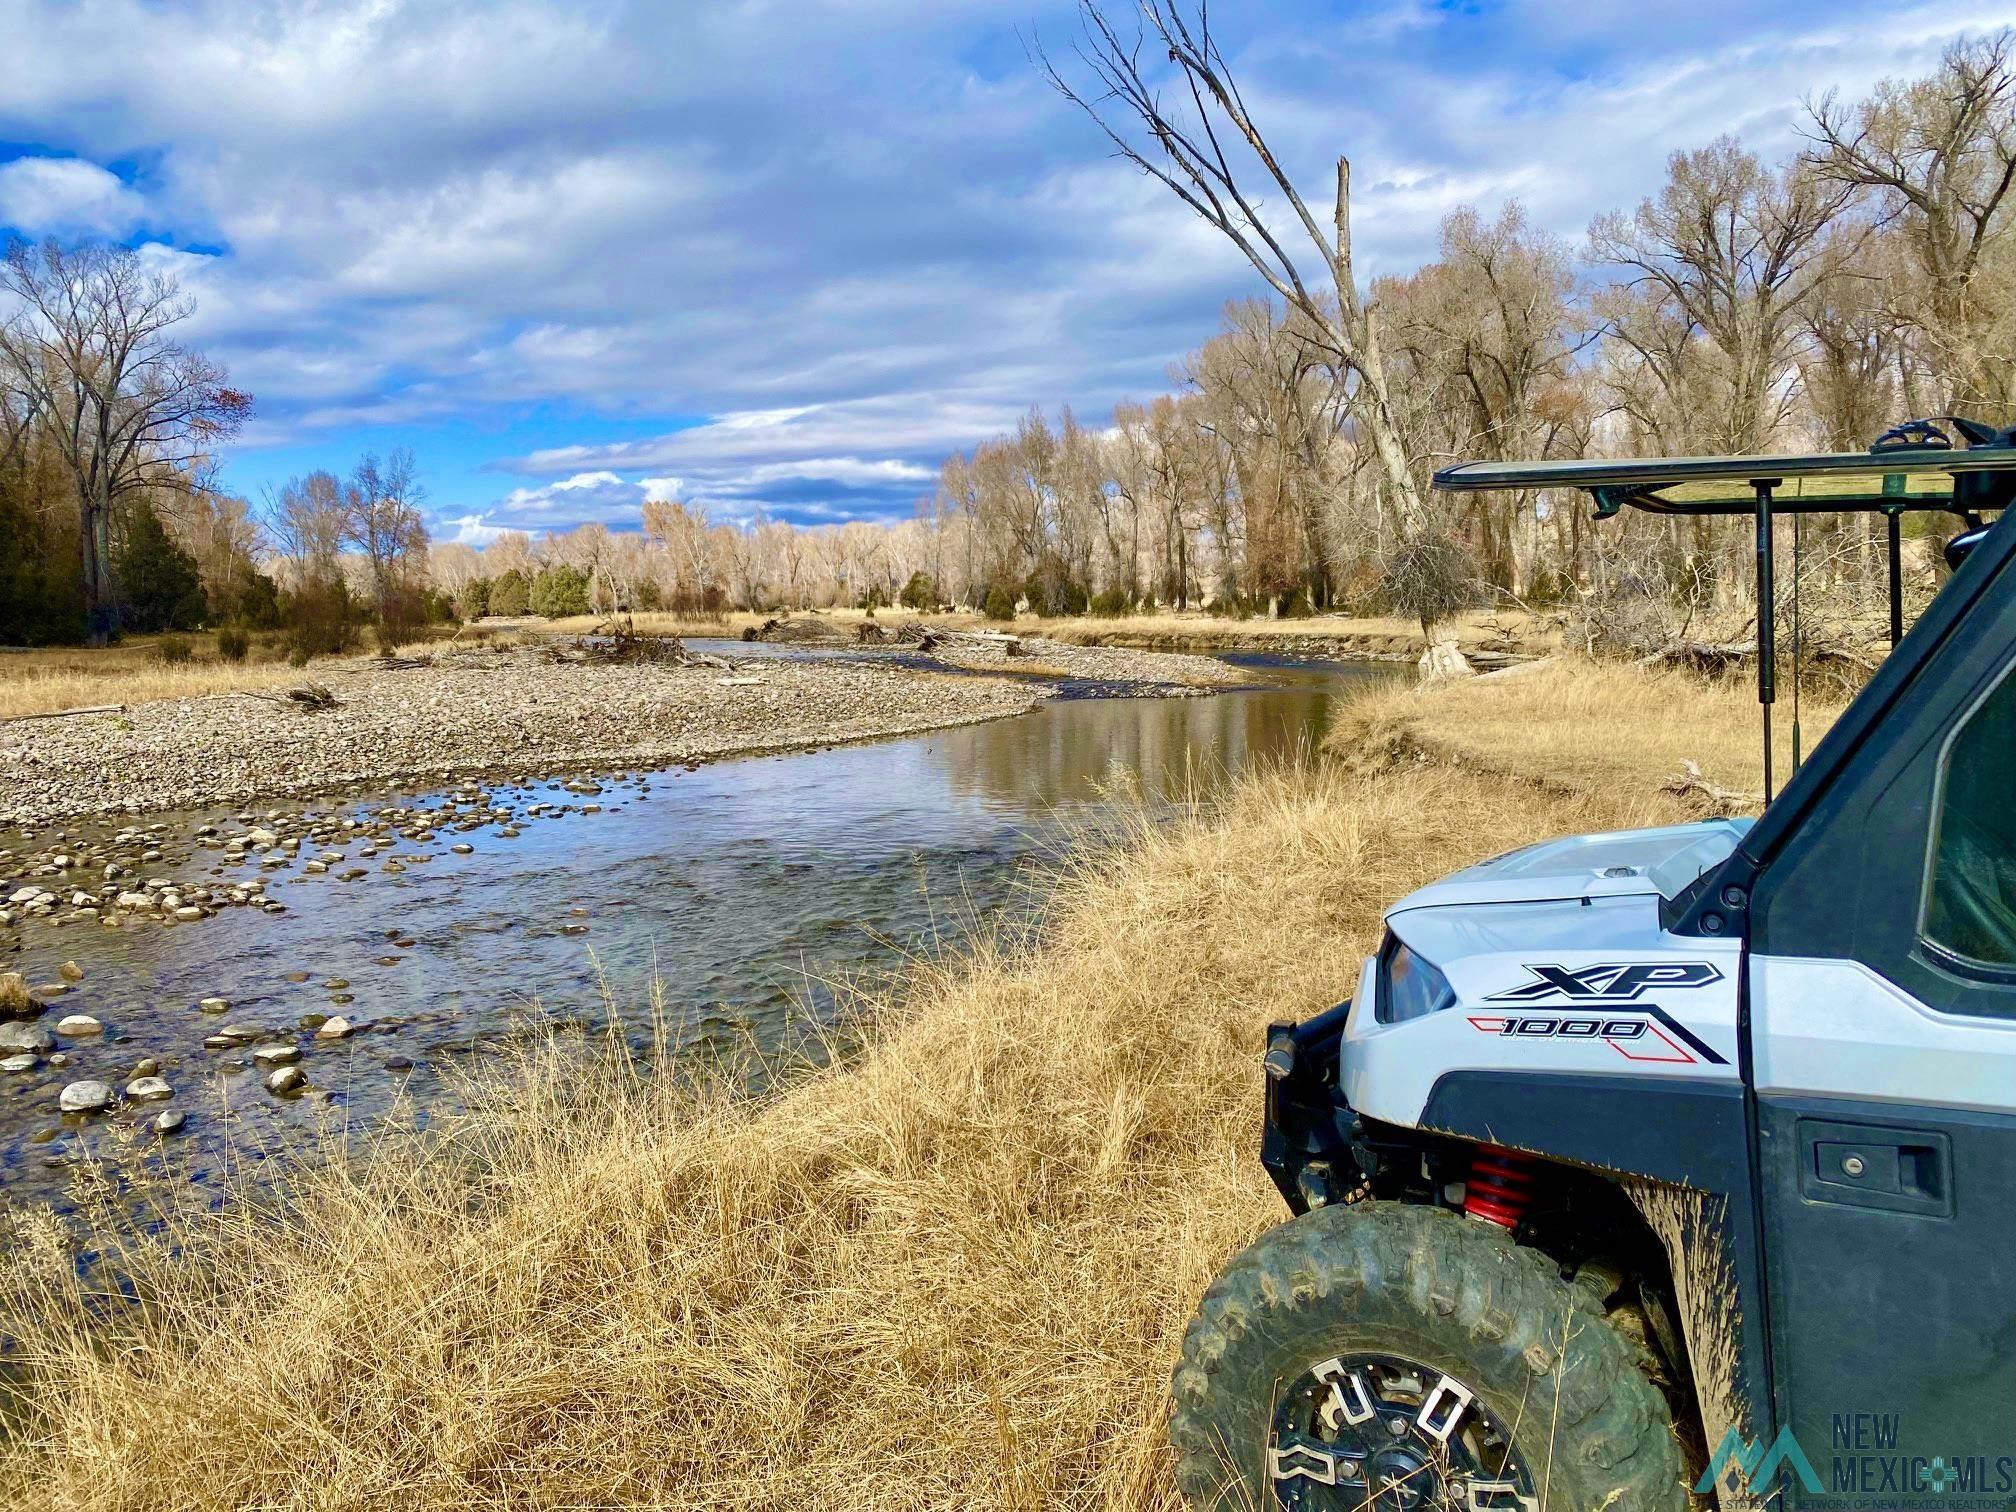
[1169,419,2016,1511]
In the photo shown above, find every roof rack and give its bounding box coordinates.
[1430,418,2016,803]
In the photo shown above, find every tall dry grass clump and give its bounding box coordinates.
[0,744,1697,1511]
[1328,656,1841,810]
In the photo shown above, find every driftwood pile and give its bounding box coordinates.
[547,619,731,669]
[235,683,340,712]
[852,620,1031,658]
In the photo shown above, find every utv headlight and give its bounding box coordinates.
[1378,934,1456,1024]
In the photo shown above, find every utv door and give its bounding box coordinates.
[1746,532,2016,1508]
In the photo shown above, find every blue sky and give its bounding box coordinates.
[2,0,2013,544]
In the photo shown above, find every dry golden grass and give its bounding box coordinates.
[0,626,489,720]
[1328,656,1843,811]
[0,669,1743,1509]
[0,657,304,720]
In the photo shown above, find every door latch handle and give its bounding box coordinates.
[1797,1119,1952,1217]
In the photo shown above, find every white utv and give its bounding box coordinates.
[1170,421,2016,1511]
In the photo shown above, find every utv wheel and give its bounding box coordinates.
[1170,1201,1687,1511]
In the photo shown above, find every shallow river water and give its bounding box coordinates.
[1,650,1393,1211]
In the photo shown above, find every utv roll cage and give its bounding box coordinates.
[1434,416,2016,802]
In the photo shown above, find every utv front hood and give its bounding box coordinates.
[1388,818,1752,916]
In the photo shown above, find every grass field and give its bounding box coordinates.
[0,627,486,721]
[0,659,1763,1509]
[1329,657,1843,811]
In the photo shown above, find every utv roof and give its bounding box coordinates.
[1433,446,2012,518]
[1429,419,2016,805]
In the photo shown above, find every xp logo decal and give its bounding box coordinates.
[1485,961,1723,1002]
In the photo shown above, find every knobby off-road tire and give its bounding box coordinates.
[1170,1200,1688,1511]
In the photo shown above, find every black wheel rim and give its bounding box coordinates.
[1266,1352,1536,1511]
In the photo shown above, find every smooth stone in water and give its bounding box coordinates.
[58,1080,113,1114]
[316,1016,354,1040]
[199,997,229,1014]
[0,1054,37,1072]
[251,1043,300,1067]
[0,1023,54,1053]
[53,1014,102,1037]
[57,960,83,982]
[264,1065,305,1095]
[152,1109,186,1134]
[125,1076,173,1101]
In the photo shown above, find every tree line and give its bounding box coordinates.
[442,28,2016,634]
[7,26,2013,648]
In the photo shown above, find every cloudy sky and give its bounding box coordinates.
[2,0,2012,544]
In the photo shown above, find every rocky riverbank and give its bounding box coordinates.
[0,643,1051,830]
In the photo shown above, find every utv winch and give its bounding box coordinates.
[1170,418,2016,1511]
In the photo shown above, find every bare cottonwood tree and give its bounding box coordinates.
[343,448,430,636]
[0,241,251,639]
[1592,138,1859,454]
[1033,1,1430,541]
[1806,30,2016,413]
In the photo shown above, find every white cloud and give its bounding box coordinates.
[445,514,510,546]
[0,156,145,235]
[9,0,2016,529]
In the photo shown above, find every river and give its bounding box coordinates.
[0,650,1394,1212]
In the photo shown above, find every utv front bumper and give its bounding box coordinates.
[1259,999,1362,1213]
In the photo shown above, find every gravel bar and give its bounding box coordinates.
[1,654,1046,828]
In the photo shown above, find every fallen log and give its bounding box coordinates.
[1665,759,1759,812]
[1633,639,1756,673]
[5,702,125,722]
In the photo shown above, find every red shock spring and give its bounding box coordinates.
[1464,1145,1540,1228]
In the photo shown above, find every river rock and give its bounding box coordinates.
[152,1109,186,1134]
[57,960,83,982]
[125,1076,173,1101]
[316,1016,354,1040]
[58,1080,113,1114]
[264,1065,305,1095]
[199,996,229,1014]
[0,1023,55,1053]
[0,1054,38,1072]
[173,905,203,922]
[133,1058,160,1077]
[54,1014,103,1037]
[251,1042,300,1066]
